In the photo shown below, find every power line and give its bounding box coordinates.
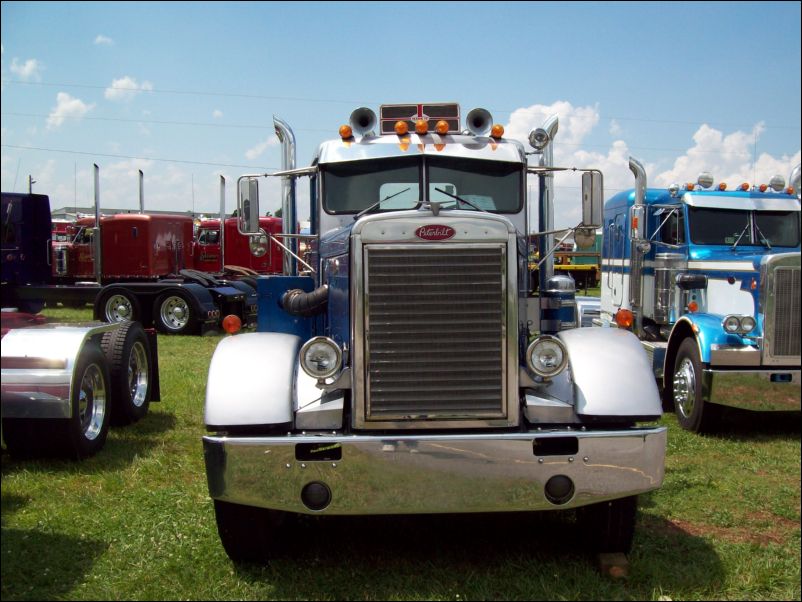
[1,144,278,171]
[3,78,800,131]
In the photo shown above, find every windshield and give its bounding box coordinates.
[322,156,522,214]
[688,207,800,247]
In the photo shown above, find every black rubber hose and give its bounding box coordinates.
[280,285,329,317]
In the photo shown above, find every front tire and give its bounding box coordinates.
[101,322,152,425]
[577,495,638,554]
[671,338,720,433]
[213,500,288,563]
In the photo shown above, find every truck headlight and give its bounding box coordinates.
[526,336,568,378]
[723,315,741,333]
[740,316,756,333]
[300,337,342,379]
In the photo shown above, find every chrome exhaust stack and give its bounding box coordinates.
[274,116,298,276]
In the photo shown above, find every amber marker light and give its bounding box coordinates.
[759,184,768,192]
[739,183,750,191]
[415,119,429,135]
[338,125,353,139]
[394,120,409,135]
[222,314,242,334]
[718,183,728,191]
[685,183,695,191]
[435,120,449,135]
[787,187,796,195]
[687,301,699,313]
[614,308,634,329]
[490,124,504,139]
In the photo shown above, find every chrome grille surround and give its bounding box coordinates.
[761,252,801,366]
[351,212,519,429]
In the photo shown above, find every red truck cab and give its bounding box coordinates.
[192,217,283,274]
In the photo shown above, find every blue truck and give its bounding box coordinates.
[201,103,667,563]
[599,157,800,432]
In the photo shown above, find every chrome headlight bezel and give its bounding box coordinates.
[300,336,343,379]
[739,316,756,333]
[723,315,741,333]
[526,335,568,378]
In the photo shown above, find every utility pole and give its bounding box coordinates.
[28,175,36,193]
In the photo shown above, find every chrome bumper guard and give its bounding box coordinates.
[203,428,667,515]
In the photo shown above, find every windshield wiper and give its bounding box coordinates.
[354,187,412,220]
[753,221,772,249]
[433,187,487,213]
[730,221,751,250]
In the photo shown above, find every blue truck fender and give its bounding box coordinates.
[205,332,302,429]
[558,327,663,418]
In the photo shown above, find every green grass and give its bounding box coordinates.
[1,308,799,600]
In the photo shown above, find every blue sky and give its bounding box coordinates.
[2,1,800,228]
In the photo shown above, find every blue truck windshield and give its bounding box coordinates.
[688,207,800,247]
[323,156,522,214]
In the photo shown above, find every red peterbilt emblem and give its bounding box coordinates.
[415,225,455,240]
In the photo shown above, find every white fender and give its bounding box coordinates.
[205,332,301,427]
[558,328,662,417]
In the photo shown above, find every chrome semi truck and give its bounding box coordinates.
[600,158,800,432]
[202,103,667,562]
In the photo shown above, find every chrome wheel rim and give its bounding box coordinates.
[105,294,133,322]
[128,341,149,408]
[78,363,107,440]
[674,358,696,419]
[160,296,190,331]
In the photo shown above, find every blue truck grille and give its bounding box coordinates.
[364,246,507,420]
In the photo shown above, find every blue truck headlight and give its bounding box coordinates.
[723,315,741,333]
[740,316,756,333]
[526,336,568,378]
[300,337,342,379]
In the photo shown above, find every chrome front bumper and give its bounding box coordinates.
[203,428,667,515]
[704,369,801,411]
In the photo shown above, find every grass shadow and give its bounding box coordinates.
[0,527,107,601]
[710,408,801,441]
[0,410,177,475]
[233,508,723,601]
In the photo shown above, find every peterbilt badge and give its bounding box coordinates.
[415,225,455,240]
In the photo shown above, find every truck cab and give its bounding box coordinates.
[601,158,801,432]
[202,104,667,563]
[192,216,283,274]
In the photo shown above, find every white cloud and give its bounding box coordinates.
[104,76,153,102]
[654,122,800,189]
[94,34,114,46]
[213,109,223,119]
[609,119,622,137]
[245,136,280,160]
[46,92,95,129]
[10,57,43,81]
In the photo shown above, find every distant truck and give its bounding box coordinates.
[598,157,800,432]
[1,311,160,459]
[192,216,284,275]
[1,190,257,335]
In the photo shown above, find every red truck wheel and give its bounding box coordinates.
[154,293,196,335]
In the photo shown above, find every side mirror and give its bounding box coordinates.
[249,230,269,257]
[237,177,260,234]
[581,171,603,227]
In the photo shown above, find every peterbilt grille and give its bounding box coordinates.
[770,266,801,358]
[364,246,506,420]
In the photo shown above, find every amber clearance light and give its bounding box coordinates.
[222,314,242,334]
[490,124,504,139]
[394,120,409,135]
[614,308,634,329]
[338,124,353,139]
[415,119,429,135]
[435,120,449,135]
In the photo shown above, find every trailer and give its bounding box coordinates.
[1,311,160,459]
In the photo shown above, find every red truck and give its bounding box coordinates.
[192,216,284,275]
[2,191,258,335]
